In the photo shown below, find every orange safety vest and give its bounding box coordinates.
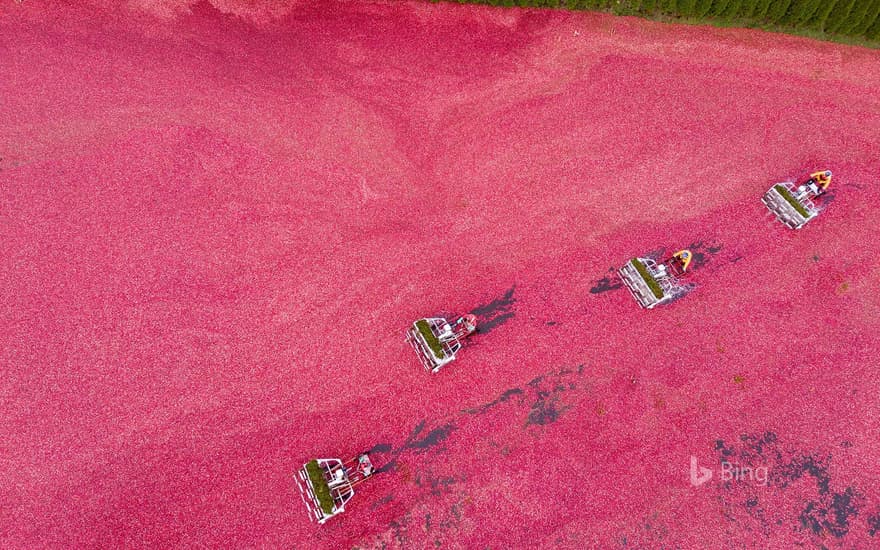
[810,171,832,190]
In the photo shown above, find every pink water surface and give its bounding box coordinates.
[2,1,880,548]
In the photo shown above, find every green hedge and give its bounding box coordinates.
[630,258,665,300]
[305,460,335,515]
[415,319,445,359]
[442,0,880,45]
[773,184,811,218]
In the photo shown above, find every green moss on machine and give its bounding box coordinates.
[631,258,664,300]
[774,184,812,219]
[305,460,335,515]
[416,319,445,359]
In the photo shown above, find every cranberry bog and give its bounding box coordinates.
[2,1,880,548]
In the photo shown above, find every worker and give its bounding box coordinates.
[672,250,692,273]
[807,170,832,196]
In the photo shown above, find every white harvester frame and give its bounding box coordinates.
[406,315,477,373]
[295,454,374,524]
[762,181,821,229]
[618,255,693,309]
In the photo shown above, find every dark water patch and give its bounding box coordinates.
[590,268,624,294]
[616,513,671,548]
[494,387,524,403]
[775,453,831,494]
[527,395,562,425]
[526,384,573,426]
[830,489,862,536]
[522,365,588,425]
[546,321,557,326]
[471,286,515,317]
[714,439,736,460]
[450,500,464,521]
[867,511,880,536]
[429,476,458,496]
[406,420,426,441]
[471,286,516,334]
[742,495,771,534]
[463,364,588,432]
[479,312,514,333]
[712,433,876,543]
[376,459,397,474]
[715,436,833,494]
[687,241,708,269]
[388,516,410,548]
[371,494,394,509]
[404,422,456,451]
[800,487,862,538]
[739,432,780,463]
[368,443,393,454]
[467,387,524,414]
[686,240,724,271]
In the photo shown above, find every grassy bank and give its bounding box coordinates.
[439,0,880,47]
